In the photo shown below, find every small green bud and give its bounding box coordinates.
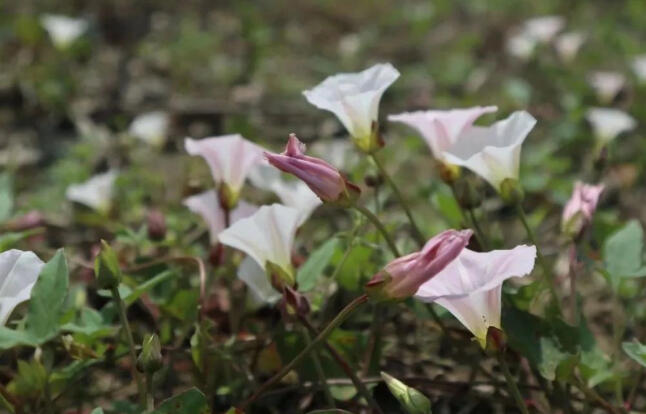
[437,161,461,184]
[218,183,239,210]
[499,178,524,205]
[94,240,122,289]
[137,333,162,374]
[381,371,432,414]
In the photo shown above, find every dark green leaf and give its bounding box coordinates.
[603,220,646,286]
[151,387,210,414]
[26,250,69,342]
[298,238,340,291]
[623,341,646,368]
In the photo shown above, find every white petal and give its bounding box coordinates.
[0,250,44,325]
[523,16,565,43]
[185,135,265,193]
[388,106,497,159]
[588,71,625,103]
[183,190,257,244]
[435,287,502,347]
[40,15,87,48]
[443,111,536,190]
[66,170,118,212]
[238,257,281,305]
[415,245,537,301]
[249,164,322,225]
[555,32,585,62]
[129,112,169,147]
[585,107,637,144]
[218,204,301,273]
[303,63,400,139]
[506,32,537,60]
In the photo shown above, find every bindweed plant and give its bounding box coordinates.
[4,4,646,413]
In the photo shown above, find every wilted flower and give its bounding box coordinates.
[588,71,626,103]
[443,111,537,192]
[183,190,257,244]
[219,204,301,288]
[265,134,360,206]
[366,229,473,301]
[415,245,537,347]
[40,15,88,49]
[388,106,497,162]
[66,170,118,213]
[585,107,636,145]
[303,63,400,152]
[0,250,45,325]
[632,55,646,82]
[185,135,264,209]
[555,32,585,62]
[562,182,604,238]
[129,111,170,148]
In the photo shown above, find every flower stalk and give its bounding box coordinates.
[238,294,369,411]
[498,352,530,414]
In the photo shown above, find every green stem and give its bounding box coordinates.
[111,286,146,407]
[515,203,560,311]
[369,153,425,246]
[301,327,335,408]
[298,315,384,414]
[145,372,154,412]
[238,294,369,411]
[467,207,489,249]
[448,184,488,249]
[498,352,529,414]
[353,205,401,257]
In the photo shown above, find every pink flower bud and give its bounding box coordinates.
[561,181,604,237]
[366,229,473,301]
[265,134,360,205]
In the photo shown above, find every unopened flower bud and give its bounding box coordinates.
[146,209,166,241]
[499,178,524,205]
[381,371,431,414]
[279,285,310,319]
[366,229,472,301]
[265,134,361,207]
[94,240,122,289]
[453,176,482,209]
[364,174,384,188]
[137,333,162,374]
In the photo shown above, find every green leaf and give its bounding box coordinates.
[0,327,38,349]
[0,173,14,223]
[151,388,210,414]
[603,220,646,286]
[90,409,104,414]
[26,250,69,342]
[623,341,646,368]
[0,229,44,252]
[297,238,340,291]
[381,371,432,414]
[307,410,355,414]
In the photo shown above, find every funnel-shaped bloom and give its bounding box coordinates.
[555,32,585,62]
[40,15,88,49]
[183,190,257,244]
[129,112,170,148]
[588,71,625,103]
[0,250,45,325]
[66,170,118,212]
[585,107,637,145]
[303,63,400,152]
[185,135,264,209]
[219,204,301,287]
[366,230,473,301]
[562,182,604,237]
[443,111,537,191]
[388,106,497,161]
[415,245,536,347]
[265,134,360,205]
